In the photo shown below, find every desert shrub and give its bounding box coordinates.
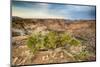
[45,31,57,49]
[74,51,90,60]
[60,32,72,46]
[69,38,81,46]
[27,34,38,53]
[27,31,81,54]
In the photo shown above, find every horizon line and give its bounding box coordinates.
[12,16,96,21]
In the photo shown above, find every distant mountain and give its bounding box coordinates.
[12,16,96,24]
[12,16,24,23]
[12,16,23,19]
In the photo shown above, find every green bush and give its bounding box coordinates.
[60,32,72,46]
[74,51,89,60]
[27,31,81,54]
[69,38,81,46]
[45,31,57,49]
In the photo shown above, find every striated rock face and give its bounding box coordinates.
[12,16,96,65]
[12,17,95,36]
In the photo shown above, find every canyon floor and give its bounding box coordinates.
[12,17,96,66]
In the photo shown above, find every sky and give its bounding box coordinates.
[12,1,96,20]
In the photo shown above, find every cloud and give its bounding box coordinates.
[12,7,66,19]
[12,1,67,19]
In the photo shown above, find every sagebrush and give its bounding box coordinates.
[27,31,81,54]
